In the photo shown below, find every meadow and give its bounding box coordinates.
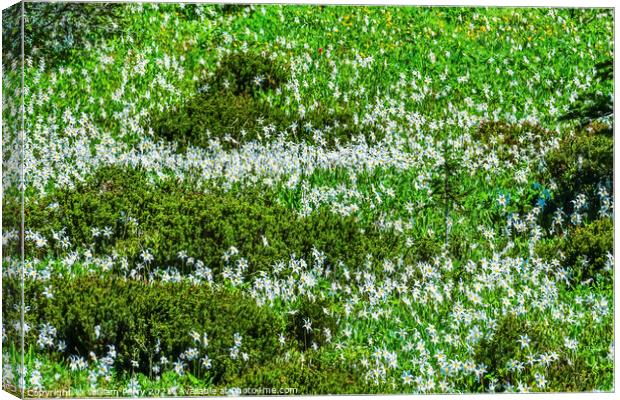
[1,3,614,396]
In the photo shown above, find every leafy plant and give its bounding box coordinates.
[560,59,613,134]
[3,2,128,66]
[232,349,372,394]
[286,296,338,351]
[564,218,613,284]
[28,276,283,383]
[149,52,288,151]
[429,133,470,245]
[474,313,555,389]
[473,121,549,160]
[149,51,367,150]
[209,52,288,96]
[23,166,407,276]
[543,127,612,221]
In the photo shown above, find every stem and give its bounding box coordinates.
[443,134,451,246]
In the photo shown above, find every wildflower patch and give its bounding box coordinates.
[2,3,614,396]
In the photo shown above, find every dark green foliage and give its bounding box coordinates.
[412,236,441,261]
[149,51,372,150]
[286,296,338,351]
[560,59,613,134]
[2,196,21,258]
[446,230,471,260]
[535,217,612,285]
[473,121,549,161]
[429,134,470,245]
[535,236,567,264]
[564,218,613,283]
[545,353,611,392]
[168,3,245,21]
[233,351,373,394]
[210,52,287,96]
[297,105,373,146]
[545,313,613,392]
[150,52,288,151]
[219,4,254,16]
[151,90,280,150]
[544,127,612,219]
[2,3,21,66]
[1,277,23,351]
[28,276,282,382]
[474,311,612,392]
[3,2,128,66]
[24,166,406,276]
[474,313,555,389]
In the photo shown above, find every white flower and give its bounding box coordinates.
[564,337,578,350]
[201,356,212,370]
[302,318,313,333]
[518,334,530,349]
[173,360,185,375]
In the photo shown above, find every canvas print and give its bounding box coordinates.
[1,2,614,397]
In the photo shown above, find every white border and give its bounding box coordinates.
[0,0,617,6]
[0,0,616,399]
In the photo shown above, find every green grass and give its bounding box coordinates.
[2,3,613,395]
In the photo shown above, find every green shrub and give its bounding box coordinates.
[544,128,612,220]
[535,217,612,285]
[564,218,613,283]
[218,4,254,16]
[534,236,567,263]
[473,121,549,150]
[3,2,128,66]
[232,350,372,394]
[28,276,282,383]
[2,196,21,258]
[209,52,287,97]
[149,52,288,151]
[1,276,23,351]
[164,3,240,21]
[474,313,555,389]
[545,353,610,392]
[150,90,283,150]
[294,105,374,146]
[25,166,407,276]
[474,311,611,392]
[546,303,612,392]
[150,91,363,150]
[286,296,338,351]
[408,236,441,263]
[446,230,472,261]
[1,3,21,66]
[560,59,613,133]
[149,51,372,150]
